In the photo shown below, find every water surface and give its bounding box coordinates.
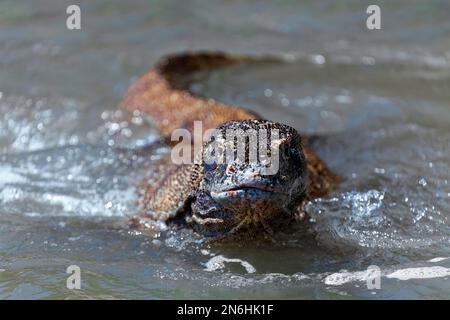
[1,0,450,299]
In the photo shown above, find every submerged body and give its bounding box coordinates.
[121,52,340,239]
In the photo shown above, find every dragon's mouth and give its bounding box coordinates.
[226,184,275,193]
[210,184,276,200]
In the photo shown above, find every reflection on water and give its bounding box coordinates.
[0,0,450,299]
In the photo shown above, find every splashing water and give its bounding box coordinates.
[1,0,450,299]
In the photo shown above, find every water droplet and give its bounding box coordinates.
[335,95,352,104]
[101,111,110,120]
[311,54,325,65]
[281,98,290,107]
[362,56,376,65]
[121,128,132,137]
[69,135,79,145]
[418,178,427,187]
[264,89,273,97]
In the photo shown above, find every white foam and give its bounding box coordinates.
[0,167,26,185]
[428,257,449,263]
[204,255,256,274]
[324,270,370,286]
[386,266,450,281]
[324,265,450,286]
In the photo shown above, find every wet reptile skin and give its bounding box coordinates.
[121,52,340,239]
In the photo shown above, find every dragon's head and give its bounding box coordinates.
[187,119,308,239]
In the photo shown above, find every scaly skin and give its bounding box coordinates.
[121,51,341,239]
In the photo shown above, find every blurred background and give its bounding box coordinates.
[0,0,450,299]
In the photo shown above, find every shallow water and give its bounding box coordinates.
[1,0,450,299]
